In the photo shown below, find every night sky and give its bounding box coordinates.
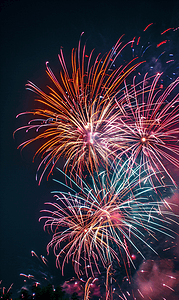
[1,0,179,297]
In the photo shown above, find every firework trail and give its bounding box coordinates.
[40,161,177,279]
[83,277,93,300]
[0,282,13,298]
[14,34,143,184]
[112,72,179,186]
[128,24,179,85]
[19,250,54,289]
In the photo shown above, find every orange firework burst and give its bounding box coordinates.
[14,34,143,184]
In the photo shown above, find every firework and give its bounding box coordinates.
[129,24,179,85]
[112,73,179,186]
[83,277,93,300]
[0,282,13,299]
[19,250,55,289]
[13,26,179,300]
[14,35,143,184]
[134,259,179,300]
[40,162,177,278]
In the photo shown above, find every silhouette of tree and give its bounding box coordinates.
[71,293,79,300]
[31,284,69,300]
[54,286,66,300]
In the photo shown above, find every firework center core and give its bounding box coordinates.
[141,136,147,143]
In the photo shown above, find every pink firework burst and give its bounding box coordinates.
[113,73,179,186]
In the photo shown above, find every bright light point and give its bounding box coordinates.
[141,137,147,143]
[84,123,90,130]
[131,254,136,260]
[168,276,176,279]
[84,229,87,232]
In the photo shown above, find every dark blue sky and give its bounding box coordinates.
[0,0,179,297]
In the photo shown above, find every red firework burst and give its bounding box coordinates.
[113,73,179,185]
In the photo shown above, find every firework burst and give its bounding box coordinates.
[14,35,143,184]
[113,73,179,186]
[40,162,177,278]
